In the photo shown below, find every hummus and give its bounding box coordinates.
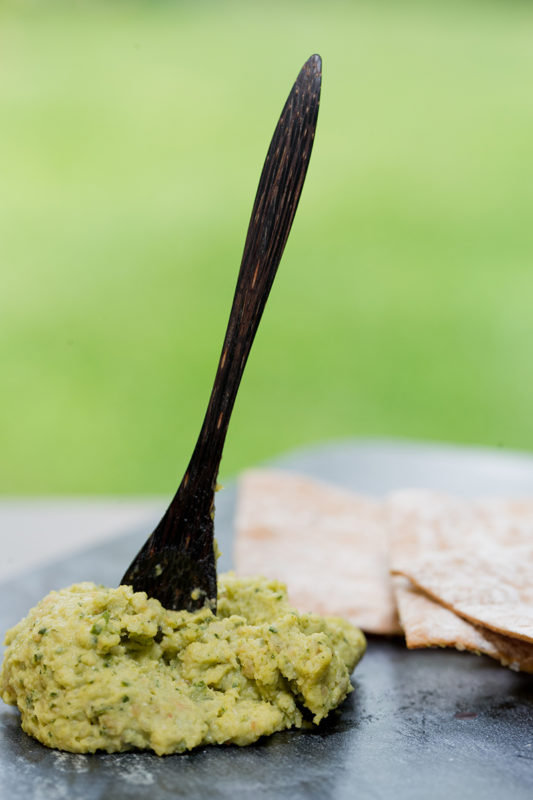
[1,574,365,754]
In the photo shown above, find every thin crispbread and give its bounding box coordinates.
[387,490,533,561]
[392,576,533,672]
[388,490,533,665]
[235,469,401,634]
[393,548,533,644]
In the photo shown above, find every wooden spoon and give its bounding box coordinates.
[121,54,322,612]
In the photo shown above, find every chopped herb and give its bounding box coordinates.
[38,627,47,635]
[91,623,102,635]
[122,695,130,703]
[268,627,278,634]
[121,680,130,687]
[33,653,43,663]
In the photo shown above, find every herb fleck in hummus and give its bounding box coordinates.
[0,574,365,755]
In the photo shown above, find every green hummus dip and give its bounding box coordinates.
[0,574,365,755]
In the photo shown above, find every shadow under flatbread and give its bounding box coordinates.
[1,439,533,800]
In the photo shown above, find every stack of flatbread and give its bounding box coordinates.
[235,469,533,673]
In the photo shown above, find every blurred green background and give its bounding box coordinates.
[1,0,533,494]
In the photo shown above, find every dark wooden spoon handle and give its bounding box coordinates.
[121,55,322,610]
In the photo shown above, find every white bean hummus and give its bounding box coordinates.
[1,574,365,754]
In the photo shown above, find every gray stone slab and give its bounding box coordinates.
[1,439,533,800]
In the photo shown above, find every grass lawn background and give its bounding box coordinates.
[1,0,533,494]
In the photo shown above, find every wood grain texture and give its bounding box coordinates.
[121,55,322,611]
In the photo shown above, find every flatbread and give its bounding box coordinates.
[236,478,533,669]
[387,489,533,560]
[393,548,533,644]
[392,576,533,672]
[388,490,533,669]
[235,469,401,634]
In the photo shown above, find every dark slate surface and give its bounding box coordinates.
[1,439,533,800]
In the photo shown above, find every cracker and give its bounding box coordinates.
[388,489,533,667]
[392,576,533,672]
[387,489,533,561]
[393,548,533,643]
[235,469,401,634]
